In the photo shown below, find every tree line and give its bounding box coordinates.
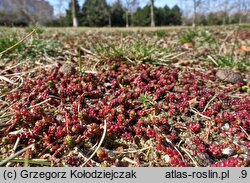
[48,0,182,27]
[49,0,250,27]
[0,0,249,27]
[185,0,250,27]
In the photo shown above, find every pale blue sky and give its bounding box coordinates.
[47,0,183,15]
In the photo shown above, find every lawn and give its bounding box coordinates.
[0,26,249,167]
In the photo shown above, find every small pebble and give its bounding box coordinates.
[216,69,245,84]
[163,155,171,163]
[222,147,234,155]
[59,63,76,75]
[221,123,230,131]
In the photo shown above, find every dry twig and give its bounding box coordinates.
[81,120,107,167]
[0,29,36,56]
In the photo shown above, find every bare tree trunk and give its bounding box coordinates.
[126,10,129,27]
[150,0,155,27]
[238,0,243,25]
[192,0,197,27]
[72,0,78,27]
[131,12,134,26]
[109,13,111,27]
[125,0,138,27]
[222,16,226,25]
